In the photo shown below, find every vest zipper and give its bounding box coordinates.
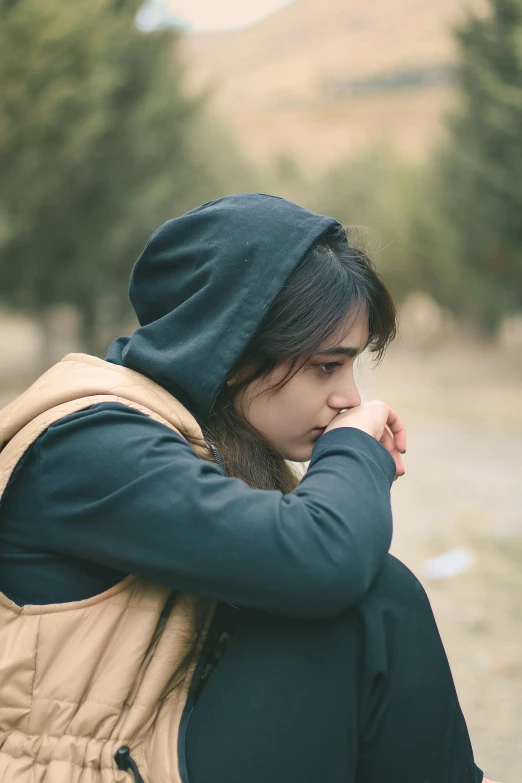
[109,438,226,783]
[114,746,145,783]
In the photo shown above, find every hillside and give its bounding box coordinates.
[182,0,486,171]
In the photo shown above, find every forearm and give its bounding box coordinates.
[38,405,396,617]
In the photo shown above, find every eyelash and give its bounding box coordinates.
[317,361,343,376]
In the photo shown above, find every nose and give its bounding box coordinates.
[327,378,361,412]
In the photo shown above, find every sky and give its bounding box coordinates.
[136,0,297,33]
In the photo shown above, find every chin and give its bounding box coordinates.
[282,445,313,463]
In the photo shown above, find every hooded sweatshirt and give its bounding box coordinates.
[0,193,396,615]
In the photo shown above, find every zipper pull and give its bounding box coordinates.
[114,746,146,783]
[203,438,227,475]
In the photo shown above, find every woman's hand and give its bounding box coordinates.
[323,401,406,479]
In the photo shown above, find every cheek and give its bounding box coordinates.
[242,370,324,438]
[271,378,321,427]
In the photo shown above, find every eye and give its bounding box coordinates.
[317,361,342,376]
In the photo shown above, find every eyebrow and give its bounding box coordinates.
[313,346,361,358]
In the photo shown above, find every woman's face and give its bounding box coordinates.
[233,308,369,462]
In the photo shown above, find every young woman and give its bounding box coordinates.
[0,193,492,782]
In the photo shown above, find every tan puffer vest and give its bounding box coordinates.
[0,353,217,783]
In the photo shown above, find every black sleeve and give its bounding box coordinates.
[34,403,396,618]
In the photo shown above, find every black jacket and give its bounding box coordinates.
[0,193,396,613]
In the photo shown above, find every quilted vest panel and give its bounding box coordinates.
[0,354,216,783]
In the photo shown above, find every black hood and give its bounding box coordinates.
[106,193,340,423]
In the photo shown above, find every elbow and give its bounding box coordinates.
[315,563,373,617]
[281,560,374,620]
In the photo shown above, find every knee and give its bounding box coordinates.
[362,554,437,624]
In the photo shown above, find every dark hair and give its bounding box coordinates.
[204,224,397,492]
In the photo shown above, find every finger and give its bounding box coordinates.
[385,406,407,454]
[379,425,394,454]
[380,426,405,476]
[380,427,404,476]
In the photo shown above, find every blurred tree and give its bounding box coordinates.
[272,152,303,188]
[434,0,522,330]
[302,146,419,304]
[406,162,464,316]
[0,0,253,359]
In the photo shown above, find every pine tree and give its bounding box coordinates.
[0,0,248,356]
[440,0,522,329]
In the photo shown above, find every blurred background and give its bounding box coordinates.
[0,0,521,777]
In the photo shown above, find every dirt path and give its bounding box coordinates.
[359,341,522,781]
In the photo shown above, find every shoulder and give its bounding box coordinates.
[44,401,184,436]
[31,401,196,491]
[41,401,189,449]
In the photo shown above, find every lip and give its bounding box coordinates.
[312,427,326,434]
